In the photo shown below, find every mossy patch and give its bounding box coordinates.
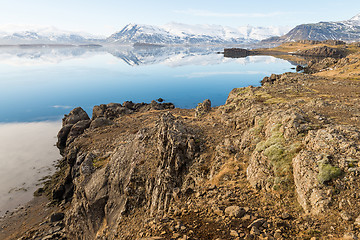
[93,156,110,169]
[317,161,342,184]
[255,123,302,190]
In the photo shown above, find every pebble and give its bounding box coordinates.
[341,212,353,221]
[248,218,266,229]
[230,230,239,237]
[274,229,282,239]
[281,212,291,220]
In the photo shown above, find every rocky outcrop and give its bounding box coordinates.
[223,48,251,58]
[92,101,175,120]
[57,107,90,155]
[55,111,198,239]
[294,46,346,58]
[293,126,360,214]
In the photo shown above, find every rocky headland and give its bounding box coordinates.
[2,41,360,240]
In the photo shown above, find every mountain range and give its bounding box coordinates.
[2,13,360,46]
[263,13,360,43]
[107,23,291,45]
[0,23,291,45]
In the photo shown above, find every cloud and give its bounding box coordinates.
[52,105,73,109]
[175,9,285,18]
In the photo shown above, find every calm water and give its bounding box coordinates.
[0,46,295,215]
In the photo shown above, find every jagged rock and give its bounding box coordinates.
[195,99,211,117]
[57,124,73,151]
[56,107,90,155]
[293,126,359,214]
[63,112,198,239]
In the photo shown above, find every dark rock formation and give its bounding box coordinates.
[223,48,251,58]
[92,101,175,120]
[57,107,90,155]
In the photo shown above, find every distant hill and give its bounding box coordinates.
[262,13,360,43]
[0,26,104,45]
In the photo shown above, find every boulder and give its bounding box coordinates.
[62,107,89,126]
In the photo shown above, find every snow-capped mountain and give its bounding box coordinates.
[263,13,360,43]
[107,23,291,45]
[0,25,104,45]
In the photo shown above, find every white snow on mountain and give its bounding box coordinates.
[0,24,104,44]
[162,22,291,41]
[108,22,292,45]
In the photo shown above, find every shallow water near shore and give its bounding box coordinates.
[0,121,60,216]
[0,46,295,215]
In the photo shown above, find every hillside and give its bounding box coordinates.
[2,42,360,239]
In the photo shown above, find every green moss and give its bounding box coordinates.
[255,123,284,152]
[264,143,284,161]
[254,122,303,191]
[93,157,110,169]
[317,162,342,184]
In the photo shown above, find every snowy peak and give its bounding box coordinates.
[263,13,360,43]
[350,13,360,22]
[107,22,291,45]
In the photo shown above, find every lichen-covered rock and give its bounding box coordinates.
[292,126,360,214]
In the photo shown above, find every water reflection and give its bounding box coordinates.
[0,47,296,123]
[0,45,292,67]
[0,121,60,216]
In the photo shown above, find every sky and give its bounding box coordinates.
[0,0,359,36]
